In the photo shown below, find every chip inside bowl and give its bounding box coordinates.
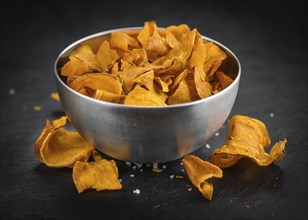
[59,21,234,106]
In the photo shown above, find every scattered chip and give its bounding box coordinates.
[152,168,163,173]
[33,106,42,111]
[60,21,233,106]
[73,151,122,193]
[183,155,223,200]
[34,116,94,168]
[210,115,287,168]
[50,93,60,101]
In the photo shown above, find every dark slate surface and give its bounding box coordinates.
[0,1,307,219]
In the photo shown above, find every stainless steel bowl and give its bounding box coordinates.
[54,27,241,163]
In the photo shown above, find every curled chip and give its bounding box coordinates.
[210,115,287,168]
[183,155,223,200]
[60,21,234,106]
[34,116,94,168]
[73,151,122,193]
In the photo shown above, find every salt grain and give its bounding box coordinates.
[180,162,183,166]
[181,169,185,172]
[205,144,211,149]
[118,178,122,183]
[162,165,167,169]
[170,175,175,179]
[188,188,192,191]
[133,189,140,194]
[152,204,160,210]
[215,132,220,136]
[130,174,134,178]
[9,89,15,95]
[153,163,158,169]
[140,168,143,172]
[132,166,137,169]
[270,112,274,118]
[134,162,143,168]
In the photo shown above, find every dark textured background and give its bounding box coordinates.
[1,1,307,219]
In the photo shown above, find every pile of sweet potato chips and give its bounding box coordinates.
[60,21,233,106]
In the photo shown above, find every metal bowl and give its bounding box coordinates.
[54,27,241,163]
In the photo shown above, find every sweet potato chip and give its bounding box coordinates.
[50,92,60,101]
[134,70,155,92]
[72,151,122,193]
[61,45,101,77]
[35,116,94,168]
[123,48,148,66]
[61,57,94,77]
[216,71,233,89]
[111,32,139,51]
[121,66,152,92]
[203,42,227,77]
[183,155,223,200]
[168,79,193,105]
[96,41,119,71]
[124,85,167,106]
[70,73,123,95]
[210,115,287,168]
[93,89,125,104]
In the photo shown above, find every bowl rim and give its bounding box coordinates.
[54,27,241,109]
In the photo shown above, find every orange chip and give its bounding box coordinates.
[203,42,227,77]
[93,89,125,104]
[33,106,42,111]
[134,70,155,92]
[165,30,179,48]
[175,175,184,179]
[121,66,152,92]
[73,151,122,193]
[34,116,94,168]
[69,73,123,95]
[168,79,193,105]
[216,71,233,89]
[50,92,60,101]
[61,57,94,77]
[183,155,223,200]
[182,29,196,59]
[165,24,191,41]
[96,41,119,71]
[124,85,167,106]
[137,21,157,48]
[110,31,139,51]
[170,69,187,90]
[61,45,101,77]
[123,48,148,66]
[154,76,172,92]
[210,115,287,168]
[34,116,67,161]
[152,168,163,173]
